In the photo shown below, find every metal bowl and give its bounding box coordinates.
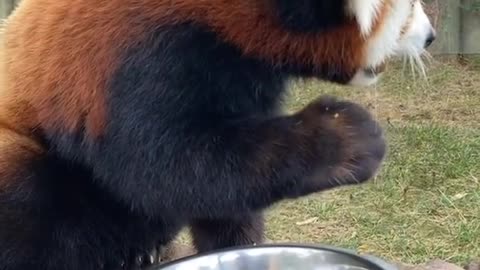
[150,244,398,270]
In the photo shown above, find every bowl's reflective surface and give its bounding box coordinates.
[153,245,393,270]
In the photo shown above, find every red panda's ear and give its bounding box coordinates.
[273,0,349,33]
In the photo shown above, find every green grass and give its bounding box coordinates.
[265,58,480,265]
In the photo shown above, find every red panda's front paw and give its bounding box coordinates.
[294,95,387,192]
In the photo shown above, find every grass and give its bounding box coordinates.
[264,57,480,265]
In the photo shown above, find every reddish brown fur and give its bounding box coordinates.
[1,0,388,138]
[150,1,366,71]
[1,0,140,137]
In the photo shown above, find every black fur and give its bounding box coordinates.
[191,212,265,253]
[0,8,386,270]
[274,0,348,32]
[0,153,183,270]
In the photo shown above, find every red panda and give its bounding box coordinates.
[0,0,434,269]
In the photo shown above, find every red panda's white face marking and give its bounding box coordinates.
[348,0,435,86]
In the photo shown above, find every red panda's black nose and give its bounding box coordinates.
[424,29,436,48]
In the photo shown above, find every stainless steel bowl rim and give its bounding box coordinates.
[153,243,398,270]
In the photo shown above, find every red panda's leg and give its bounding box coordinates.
[190,212,265,253]
[0,126,112,270]
[0,126,50,269]
[0,125,183,270]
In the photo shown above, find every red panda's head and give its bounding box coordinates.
[346,0,436,85]
[180,0,436,86]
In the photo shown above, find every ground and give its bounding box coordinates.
[173,57,480,267]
